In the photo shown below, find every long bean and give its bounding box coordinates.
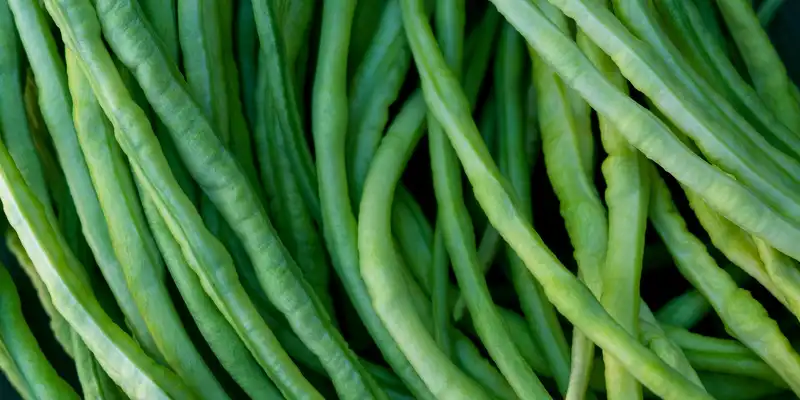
[403,0,711,397]
[253,0,332,305]
[138,0,198,206]
[47,1,338,398]
[0,0,48,210]
[602,0,800,224]
[578,4,651,398]
[649,168,800,395]
[70,48,282,398]
[346,0,417,202]
[499,27,574,393]
[430,219,451,357]
[7,0,162,362]
[0,134,193,399]
[251,0,320,221]
[429,0,549,397]
[491,0,800,261]
[0,262,79,400]
[66,49,229,399]
[638,306,704,387]
[72,333,126,400]
[655,266,749,330]
[359,91,491,399]
[5,231,73,357]
[529,3,608,398]
[715,0,800,133]
[614,0,800,186]
[83,0,381,397]
[308,0,435,397]
[757,0,785,27]
[0,339,32,400]
[658,0,800,156]
[498,17,571,396]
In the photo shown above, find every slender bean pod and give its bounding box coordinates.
[404,0,712,397]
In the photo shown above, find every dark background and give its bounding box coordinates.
[1,1,799,399]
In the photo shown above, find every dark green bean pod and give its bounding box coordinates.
[251,0,320,221]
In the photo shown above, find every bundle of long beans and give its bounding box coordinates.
[0,0,797,399]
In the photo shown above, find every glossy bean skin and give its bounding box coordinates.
[68,47,282,399]
[0,133,194,399]
[49,0,370,397]
[0,0,49,210]
[576,4,650,398]
[649,169,800,396]
[499,18,573,395]
[403,0,712,397]
[0,262,80,400]
[6,0,162,360]
[251,0,320,222]
[493,0,800,260]
[359,89,491,400]
[714,0,800,134]
[528,4,608,398]
[66,50,229,400]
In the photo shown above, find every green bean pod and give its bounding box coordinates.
[64,5,320,400]
[0,262,79,400]
[403,0,712,397]
[637,307,704,388]
[140,194,282,399]
[359,90,491,399]
[0,0,49,210]
[430,0,550,397]
[66,50,229,400]
[72,334,126,400]
[251,0,320,221]
[0,338,33,400]
[529,4,608,398]
[649,169,800,395]
[757,0,785,27]
[577,6,651,398]
[7,0,162,361]
[307,0,437,397]
[235,0,258,128]
[430,219,452,357]
[71,46,281,398]
[346,0,416,202]
[657,0,800,158]
[349,0,388,73]
[715,0,800,134]
[493,0,800,261]
[0,134,193,399]
[610,0,800,208]
[219,0,260,198]
[55,0,374,397]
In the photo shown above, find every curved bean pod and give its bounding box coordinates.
[6,0,161,360]
[403,0,712,397]
[715,0,800,133]
[0,262,79,400]
[0,135,193,399]
[359,89,491,399]
[649,168,800,396]
[53,0,370,397]
[67,50,229,400]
